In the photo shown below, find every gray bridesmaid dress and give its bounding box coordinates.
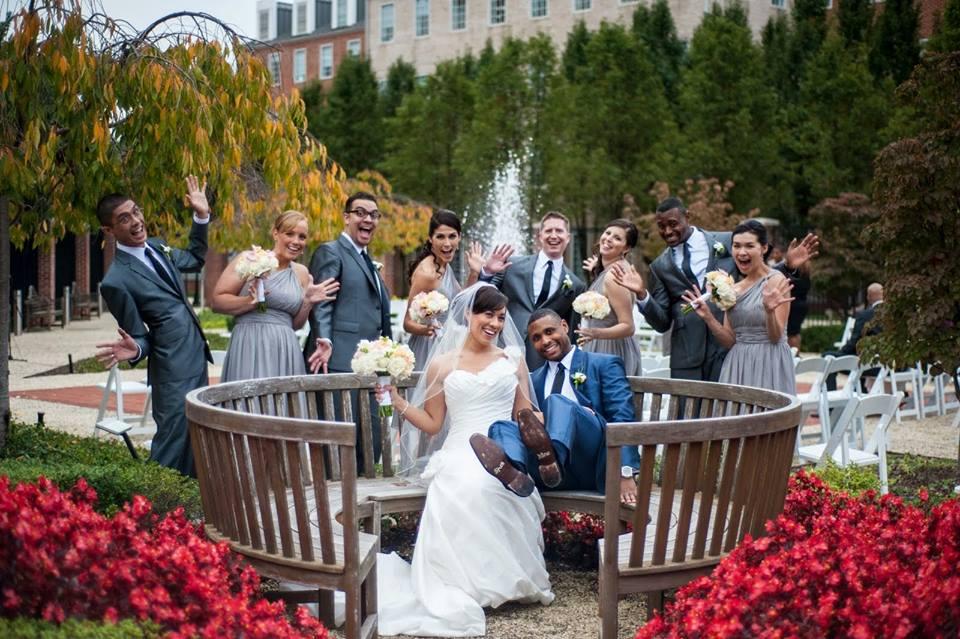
[221,267,306,382]
[406,266,461,371]
[718,272,796,394]
[581,267,642,376]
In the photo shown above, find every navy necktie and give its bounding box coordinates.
[536,260,554,307]
[681,241,698,287]
[550,362,566,396]
[146,247,178,292]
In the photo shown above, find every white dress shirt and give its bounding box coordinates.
[542,346,579,403]
[341,231,381,295]
[533,251,564,302]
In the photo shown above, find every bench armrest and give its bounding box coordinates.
[356,500,381,537]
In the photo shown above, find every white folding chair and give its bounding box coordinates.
[833,316,856,350]
[889,362,925,423]
[94,365,153,455]
[933,368,960,416]
[798,392,903,494]
[819,355,861,438]
[794,356,830,448]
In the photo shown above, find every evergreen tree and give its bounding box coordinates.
[306,55,382,175]
[382,58,416,119]
[928,0,960,51]
[869,0,920,84]
[631,0,686,103]
[838,0,873,46]
[678,4,786,213]
[561,21,592,82]
[761,14,793,100]
[785,0,829,101]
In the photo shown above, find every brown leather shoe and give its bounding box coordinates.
[517,409,562,488]
[470,434,535,498]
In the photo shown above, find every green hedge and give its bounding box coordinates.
[808,460,881,496]
[0,618,163,638]
[0,423,201,519]
[800,323,844,354]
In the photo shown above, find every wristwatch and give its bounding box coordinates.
[621,465,636,479]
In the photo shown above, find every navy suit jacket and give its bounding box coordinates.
[530,348,640,469]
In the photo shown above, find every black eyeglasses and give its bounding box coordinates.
[348,208,382,221]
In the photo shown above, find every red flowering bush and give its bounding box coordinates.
[0,476,327,638]
[637,471,960,638]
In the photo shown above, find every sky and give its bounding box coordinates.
[2,0,257,39]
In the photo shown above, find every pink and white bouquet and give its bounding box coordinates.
[573,291,611,320]
[408,290,450,333]
[235,245,278,312]
[351,337,416,417]
[682,270,737,315]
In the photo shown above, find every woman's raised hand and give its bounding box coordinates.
[762,277,794,313]
[466,241,486,274]
[304,276,340,304]
[582,254,599,273]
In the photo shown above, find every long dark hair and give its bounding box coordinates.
[408,209,463,282]
[472,285,508,314]
[590,218,639,279]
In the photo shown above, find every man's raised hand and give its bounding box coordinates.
[184,175,210,218]
[482,244,514,275]
[784,233,819,270]
[95,328,138,368]
[610,261,646,298]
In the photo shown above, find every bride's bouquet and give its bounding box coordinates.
[573,291,611,320]
[408,290,450,334]
[682,270,737,315]
[235,246,279,312]
[351,337,416,417]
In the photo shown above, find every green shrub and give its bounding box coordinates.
[0,618,163,638]
[196,307,230,330]
[807,460,881,495]
[206,332,230,350]
[800,323,844,354]
[0,424,201,519]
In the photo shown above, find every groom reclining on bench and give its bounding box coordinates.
[471,308,640,504]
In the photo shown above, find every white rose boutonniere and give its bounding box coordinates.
[562,275,573,290]
[160,244,173,257]
[372,260,384,272]
[571,371,587,388]
[713,241,726,257]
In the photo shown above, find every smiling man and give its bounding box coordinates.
[94,175,213,477]
[480,211,586,369]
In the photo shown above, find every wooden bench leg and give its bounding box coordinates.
[647,589,664,614]
[317,589,335,628]
[344,584,361,639]
[598,574,618,639]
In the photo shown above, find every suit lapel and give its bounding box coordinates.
[339,234,378,292]
[146,239,186,298]
[117,247,171,294]
[519,255,537,308]
[542,263,572,307]
[531,365,547,407]
[570,348,593,408]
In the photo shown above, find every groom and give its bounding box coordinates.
[470,309,640,504]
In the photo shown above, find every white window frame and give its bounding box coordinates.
[415,0,430,37]
[451,0,467,31]
[531,0,548,18]
[258,10,270,40]
[293,48,307,83]
[490,0,506,25]
[320,44,334,79]
[380,3,395,42]
[268,52,281,87]
[295,1,308,34]
[346,38,361,56]
[572,0,591,12]
[825,0,833,8]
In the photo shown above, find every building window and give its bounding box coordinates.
[295,1,308,34]
[771,0,785,6]
[380,4,395,41]
[320,44,334,79]
[825,0,833,7]
[415,0,430,36]
[293,48,307,83]
[532,0,548,18]
[337,0,348,26]
[451,0,467,30]
[490,0,506,24]
[268,52,281,86]
[347,38,361,56]
[573,0,591,10]
[258,10,270,40]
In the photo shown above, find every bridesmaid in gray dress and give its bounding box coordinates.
[683,220,795,394]
[403,210,484,370]
[212,210,339,382]
[577,219,642,376]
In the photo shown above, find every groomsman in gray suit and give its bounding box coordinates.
[305,191,392,467]
[479,211,586,369]
[95,176,212,477]
[613,197,818,381]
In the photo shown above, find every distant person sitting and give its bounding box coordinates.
[823,282,883,391]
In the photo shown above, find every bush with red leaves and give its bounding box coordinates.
[636,471,960,638]
[0,476,328,638]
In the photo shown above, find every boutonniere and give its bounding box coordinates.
[160,244,173,257]
[571,371,586,388]
[713,241,726,257]
[372,260,384,272]
[562,275,573,290]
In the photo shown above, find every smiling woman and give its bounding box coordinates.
[211,210,339,382]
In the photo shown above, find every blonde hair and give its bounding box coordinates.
[274,210,308,234]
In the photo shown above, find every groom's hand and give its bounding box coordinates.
[482,244,514,275]
[620,477,637,505]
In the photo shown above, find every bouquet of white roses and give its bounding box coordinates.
[235,245,279,312]
[682,270,737,315]
[572,291,611,320]
[351,337,417,417]
[408,290,450,328]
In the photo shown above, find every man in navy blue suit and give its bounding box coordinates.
[470,309,640,504]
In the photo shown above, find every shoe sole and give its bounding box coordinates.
[469,434,535,498]
[517,409,562,488]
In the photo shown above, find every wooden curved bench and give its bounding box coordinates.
[186,374,800,639]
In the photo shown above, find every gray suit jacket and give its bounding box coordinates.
[484,254,586,369]
[100,221,212,384]
[641,230,734,371]
[305,234,391,372]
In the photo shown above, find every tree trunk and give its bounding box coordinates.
[0,196,10,453]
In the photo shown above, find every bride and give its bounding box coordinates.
[375,283,554,637]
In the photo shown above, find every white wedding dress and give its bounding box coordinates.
[378,356,555,637]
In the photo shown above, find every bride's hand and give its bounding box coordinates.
[374,382,401,405]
